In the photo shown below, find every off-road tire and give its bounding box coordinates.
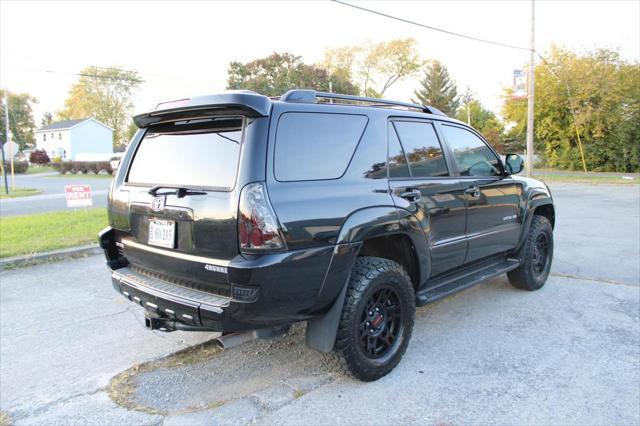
[329,256,415,381]
[508,215,553,291]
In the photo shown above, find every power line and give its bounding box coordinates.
[331,0,532,52]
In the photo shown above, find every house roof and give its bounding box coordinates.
[38,118,90,131]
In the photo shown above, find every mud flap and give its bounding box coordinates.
[305,276,350,353]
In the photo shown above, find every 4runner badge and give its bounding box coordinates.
[151,196,165,212]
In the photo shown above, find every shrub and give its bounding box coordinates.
[53,161,114,175]
[97,161,113,175]
[29,149,51,165]
[3,161,29,173]
[86,162,99,174]
[72,161,88,174]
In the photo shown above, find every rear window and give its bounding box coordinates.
[274,112,368,181]
[127,119,243,190]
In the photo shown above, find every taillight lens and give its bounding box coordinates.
[238,182,286,252]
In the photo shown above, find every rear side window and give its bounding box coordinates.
[393,121,448,178]
[388,123,410,178]
[127,119,243,190]
[274,112,368,181]
[440,125,501,177]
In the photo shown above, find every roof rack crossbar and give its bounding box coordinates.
[279,89,447,116]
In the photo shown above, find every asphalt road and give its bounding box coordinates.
[0,173,111,216]
[1,183,638,425]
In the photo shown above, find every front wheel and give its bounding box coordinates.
[331,256,415,381]
[508,215,554,291]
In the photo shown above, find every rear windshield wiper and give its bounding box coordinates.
[148,185,207,198]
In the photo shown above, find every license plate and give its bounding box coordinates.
[148,219,175,248]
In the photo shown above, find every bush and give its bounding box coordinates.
[97,161,113,175]
[53,161,113,175]
[29,149,50,165]
[73,161,88,174]
[3,161,29,174]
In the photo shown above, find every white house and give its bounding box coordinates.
[35,118,114,161]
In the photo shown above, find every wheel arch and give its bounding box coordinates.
[306,206,428,352]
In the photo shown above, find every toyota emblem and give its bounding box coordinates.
[151,196,165,212]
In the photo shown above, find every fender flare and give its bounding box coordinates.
[306,206,429,352]
[516,189,555,251]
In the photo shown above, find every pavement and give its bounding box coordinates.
[0,173,111,216]
[0,183,638,425]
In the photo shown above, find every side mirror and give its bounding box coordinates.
[504,153,524,175]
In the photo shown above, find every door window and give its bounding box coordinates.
[388,123,410,178]
[393,121,448,178]
[441,125,501,177]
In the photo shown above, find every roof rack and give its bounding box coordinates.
[279,89,447,117]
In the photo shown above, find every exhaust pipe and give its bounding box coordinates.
[215,325,291,350]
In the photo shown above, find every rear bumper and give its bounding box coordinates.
[101,227,360,332]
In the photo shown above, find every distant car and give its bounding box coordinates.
[100,90,555,381]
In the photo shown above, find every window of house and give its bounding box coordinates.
[392,121,449,178]
[43,134,46,142]
[440,125,501,177]
[58,133,62,140]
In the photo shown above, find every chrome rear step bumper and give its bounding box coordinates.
[111,266,231,330]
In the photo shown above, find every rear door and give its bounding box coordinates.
[387,119,468,277]
[116,116,246,293]
[438,123,522,263]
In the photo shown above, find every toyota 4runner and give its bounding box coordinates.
[99,89,555,381]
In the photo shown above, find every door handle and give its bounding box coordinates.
[399,189,421,202]
[465,185,481,198]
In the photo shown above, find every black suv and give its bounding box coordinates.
[100,90,555,381]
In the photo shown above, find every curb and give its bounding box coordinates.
[0,244,102,270]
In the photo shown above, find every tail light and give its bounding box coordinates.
[238,182,286,252]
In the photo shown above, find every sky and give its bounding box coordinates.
[1,0,638,124]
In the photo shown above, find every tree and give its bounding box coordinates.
[227,52,358,97]
[0,89,38,150]
[40,112,53,128]
[455,94,505,150]
[57,66,143,149]
[323,38,421,97]
[502,46,640,172]
[412,60,459,116]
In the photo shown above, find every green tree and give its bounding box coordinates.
[502,46,640,172]
[412,61,459,116]
[58,66,143,149]
[0,89,37,150]
[323,38,422,97]
[456,94,505,150]
[40,112,53,128]
[227,52,358,97]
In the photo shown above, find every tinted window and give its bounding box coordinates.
[393,121,448,177]
[127,125,242,189]
[274,113,367,181]
[441,125,501,177]
[388,123,410,178]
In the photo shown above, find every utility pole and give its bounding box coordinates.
[526,0,535,177]
[2,94,10,193]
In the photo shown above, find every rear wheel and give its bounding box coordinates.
[331,256,415,381]
[508,215,553,291]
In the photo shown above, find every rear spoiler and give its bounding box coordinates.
[133,91,272,128]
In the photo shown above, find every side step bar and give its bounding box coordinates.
[416,258,520,306]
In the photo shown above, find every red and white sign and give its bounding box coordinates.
[65,185,93,208]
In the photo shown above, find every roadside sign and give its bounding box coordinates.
[65,185,92,208]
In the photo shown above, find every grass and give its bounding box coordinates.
[533,173,639,185]
[0,188,41,199]
[26,165,56,174]
[54,173,114,179]
[0,208,107,258]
